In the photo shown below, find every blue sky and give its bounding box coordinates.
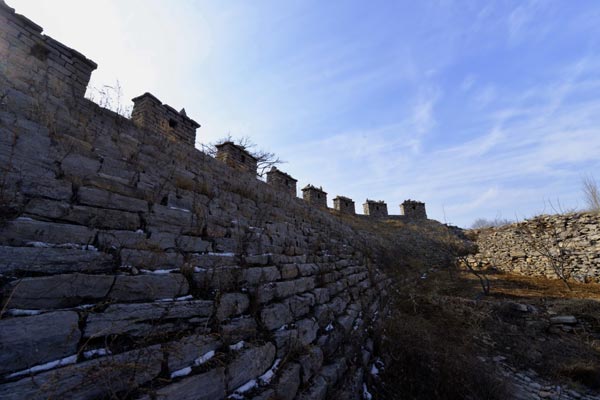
[13,0,600,227]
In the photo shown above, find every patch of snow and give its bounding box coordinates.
[370,364,379,376]
[258,359,281,385]
[135,229,145,234]
[233,379,257,395]
[6,309,43,316]
[194,267,207,272]
[363,383,373,400]
[6,354,77,378]
[169,206,191,213]
[157,295,193,303]
[16,216,34,221]
[140,268,177,275]
[193,350,215,366]
[325,323,334,332]
[26,241,51,248]
[229,341,245,351]
[207,252,235,257]
[276,324,288,332]
[83,348,111,359]
[77,304,96,310]
[170,366,192,379]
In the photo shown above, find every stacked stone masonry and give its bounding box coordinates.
[470,213,600,283]
[302,185,327,209]
[266,167,297,197]
[363,200,388,218]
[131,92,200,147]
[216,141,258,174]
[0,2,390,399]
[333,196,355,215]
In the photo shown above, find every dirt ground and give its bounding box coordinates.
[373,268,600,399]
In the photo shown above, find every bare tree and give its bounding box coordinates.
[470,217,512,229]
[203,134,284,177]
[516,217,574,290]
[582,174,600,212]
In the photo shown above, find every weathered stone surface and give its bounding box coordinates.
[0,311,80,375]
[549,315,577,325]
[274,362,301,400]
[5,273,115,309]
[296,375,328,400]
[296,318,319,346]
[109,274,189,302]
[0,246,113,275]
[84,300,214,338]
[193,266,241,292]
[260,303,293,330]
[78,186,148,212]
[164,334,221,372]
[242,266,281,285]
[147,367,226,400]
[216,292,249,321]
[0,218,96,247]
[298,346,324,384]
[0,345,162,400]
[221,316,258,343]
[226,343,276,391]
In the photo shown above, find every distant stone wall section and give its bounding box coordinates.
[266,167,297,197]
[131,93,200,146]
[400,200,427,219]
[333,196,355,215]
[363,200,388,217]
[215,141,258,174]
[471,212,600,283]
[302,185,327,208]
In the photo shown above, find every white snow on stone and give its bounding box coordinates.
[83,348,111,359]
[169,206,191,213]
[77,304,96,310]
[170,366,192,379]
[6,309,42,316]
[207,252,235,257]
[6,354,77,378]
[258,359,281,385]
[193,350,215,366]
[370,363,379,376]
[194,267,207,272]
[140,268,177,274]
[233,379,257,394]
[16,217,33,221]
[25,242,97,251]
[157,295,194,303]
[363,383,373,400]
[135,229,145,234]
[325,323,334,332]
[26,241,51,248]
[276,324,288,332]
[229,341,245,351]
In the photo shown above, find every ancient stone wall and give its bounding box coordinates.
[363,200,388,218]
[333,196,355,215]
[0,3,389,399]
[471,213,600,283]
[302,185,327,209]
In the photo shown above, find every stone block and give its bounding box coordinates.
[226,342,276,391]
[164,334,221,372]
[216,293,249,321]
[148,367,226,400]
[78,186,148,212]
[0,311,80,375]
[260,302,293,330]
[220,316,258,344]
[0,345,162,400]
[0,219,96,247]
[242,266,281,286]
[5,273,115,309]
[84,300,213,338]
[298,346,324,384]
[109,274,189,302]
[0,246,113,275]
[274,362,301,400]
[296,318,319,346]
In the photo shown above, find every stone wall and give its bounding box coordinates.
[363,200,388,218]
[470,213,600,283]
[0,2,389,399]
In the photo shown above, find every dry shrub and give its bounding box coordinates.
[373,292,509,400]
